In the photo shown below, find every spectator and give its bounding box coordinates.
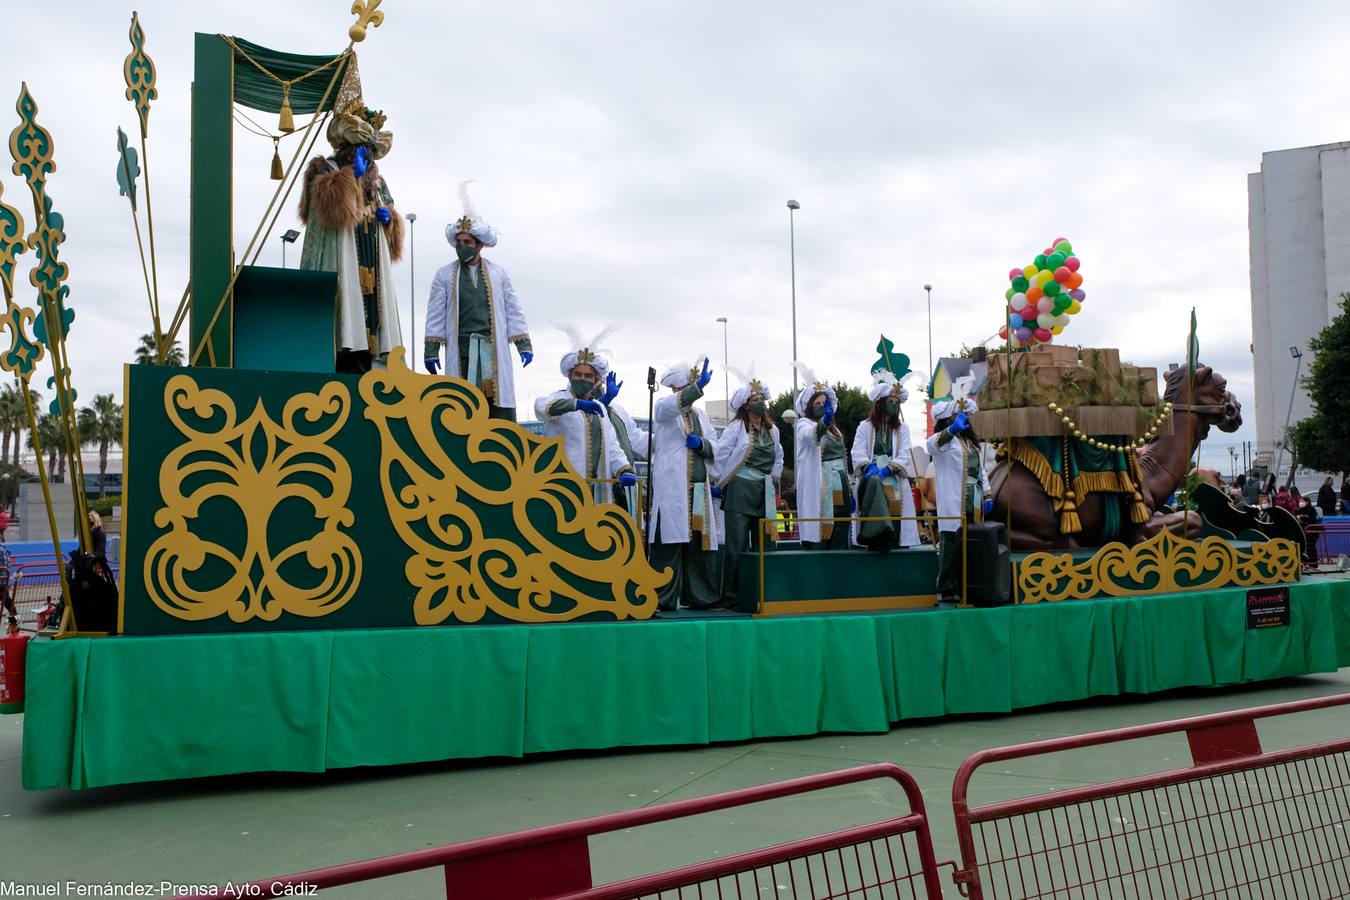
[1341,475,1350,515]
[1242,473,1262,506]
[88,510,107,558]
[1274,485,1297,513]
[1318,476,1339,518]
[1264,473,1278,498]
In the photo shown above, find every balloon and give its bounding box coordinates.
[1034,327,1053,342]
[1034,253,1048,270]
[1069,288,1085,301]
[1067,272,1084,289]
[1055,314,1070,328]
[1010,292,1028,310]
[1054,266,1072,284]
[1037,311,1055,328]
[1065,256,1080,272]
[1036,296,1053,313]
[1009,334,1022,350]
[1005,287,1015,301]
[1009,267,1024,281]
[1044,281,1061,298]
[1052,299,1069,315]
[1067,301,1082,314]
[1014,326,1032,342]
[1012,276,1029,292]
[1036,270,1053,286]
[1009,313,1024,329]
[999,325,1009,339]
[1027,285,1044,303]
[1051,325,1063,335]
[1047,252,1066,269]
[1051,236,1067,246]
[1023,264,1038,278]
[1054,240,1072,255]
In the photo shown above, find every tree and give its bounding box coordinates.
[77,393,122,497]
[767,381,874,474]
[27,412,63,478]
[134,333,185,366]
[0,380,41,468]
[1291,293,1350,475]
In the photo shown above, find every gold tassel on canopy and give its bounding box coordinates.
[277,83,296,133]
[270,139,284,180]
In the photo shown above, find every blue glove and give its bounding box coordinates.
[948,411,970,435]
[711,485,725,499]
[375,207,391,225]
[576,399,604,416]
[601,371,622,406]
[822,398,835,427]
[619,472,637,487]
[685,434,703,451]
[696,357,713,389]
[352,145,369,179]
[424,359,440,375]
[982,498,995,516]
[863,463,883,480]
[848,495,858,513]
[519,350,533,367]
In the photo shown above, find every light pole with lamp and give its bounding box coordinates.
[787,199,800,393]
[1273,345,1304,486]
[716,316,729,426]
[924,284,933,383]
[1228,446,1237,480]
[280,229,300,268]
[405,213,417,355]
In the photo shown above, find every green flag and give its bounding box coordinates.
[870,334,911,380]
[116,127,140,210]
[1186,307,1199,375]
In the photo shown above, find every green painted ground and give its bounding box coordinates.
[3,667,1349,897]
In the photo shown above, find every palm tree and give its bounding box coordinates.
[28,412,63,477]
[14,385,39,468]
[77,393,122,498]
[0,383,18,464]
[134,333,185,366]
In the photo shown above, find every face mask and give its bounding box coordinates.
[885,400,900,416]
[570,378,595,398]
[805,405,821,420]
[747,401,767,417]
[455,242,478,264]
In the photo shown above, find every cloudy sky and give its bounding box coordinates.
[6,0,1350,454]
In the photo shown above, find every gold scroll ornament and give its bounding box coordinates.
[1016,529,1300,604]
[144,375,360,622]
[360,349,666,625]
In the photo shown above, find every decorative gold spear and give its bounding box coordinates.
[123,11,165,360]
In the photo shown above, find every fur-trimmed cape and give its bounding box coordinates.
[298,156,404,262]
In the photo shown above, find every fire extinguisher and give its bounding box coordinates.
[0,632,30,714]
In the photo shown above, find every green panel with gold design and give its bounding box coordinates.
[121,352,666,635]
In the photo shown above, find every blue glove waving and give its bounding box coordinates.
[822,397,835,427]
[519,350,533,367]
[352,145,370,179]
[982,498,995,516]
[948,411,970,435]
[576,399,604,416]
[601,371,622,406]
[863,463,883,480]
[696,357,713,389]
[424,359,440,375]
[685,434,703,451]
[619,472,638,487]
[375,207,391,225]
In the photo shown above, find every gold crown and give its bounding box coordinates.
[749,378,764,394]
[578,348,596,363]
[688,366,700,382]
[456,215,473,233]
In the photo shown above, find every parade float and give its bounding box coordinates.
[7,9,1348,791]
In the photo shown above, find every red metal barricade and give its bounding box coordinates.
[951,693,1350,898]
[176,764,945,899]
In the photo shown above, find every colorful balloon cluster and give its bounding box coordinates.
[998,238,1086,348]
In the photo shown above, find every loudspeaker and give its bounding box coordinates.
[965,522,1011,607]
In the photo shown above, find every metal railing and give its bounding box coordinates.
[174,764,945,899]
[950,693,1350,898]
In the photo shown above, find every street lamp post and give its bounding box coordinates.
[716,316,729,426]
[787,199,800,393]
[924,284,933,382]
[1228,446,1237,480]
[1274,345,1303,486]
[406,213,417,355]
[280,229,300,268]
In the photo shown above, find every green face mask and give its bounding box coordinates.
[805,405,822,420]
[570,378,595,398]
[747,401,767,417]
[455,242,478,264]
[885,400,900,416]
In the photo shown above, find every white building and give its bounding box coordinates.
[1248,141,1350,474]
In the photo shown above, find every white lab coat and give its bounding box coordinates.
[424,258,530,409]
[925,430,990,534]
[796,417,847,544]
[534,390,631,500]
[852,419,920,547]
[713,421,784,487]
[647,388,720,548]
[608,401,650,460]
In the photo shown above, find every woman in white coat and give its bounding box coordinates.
[792,364,853,550]
[648,358,720,610]
[925,388,991,601]
[852,371,920,551]
[534,342,635,506]
[713,376,783,608]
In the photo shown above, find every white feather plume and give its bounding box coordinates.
[552,321,586,351]
[953,373,977,398]
[793,360,820,389]
[457,180,479,221]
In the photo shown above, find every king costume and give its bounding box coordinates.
[926,383,991,600]
[713,373,782,607]
[852,371,920,550]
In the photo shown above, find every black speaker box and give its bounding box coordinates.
[965,521,1011,607]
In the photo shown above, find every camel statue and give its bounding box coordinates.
[988,365,1241,550]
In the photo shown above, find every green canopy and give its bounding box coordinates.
[227,36,349,115]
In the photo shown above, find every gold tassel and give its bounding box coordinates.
[270,140,284,180]
[278,84,296,133]
[1060,488,1083,534]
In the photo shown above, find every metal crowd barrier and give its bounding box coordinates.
[1307,520,1350,564]
[950,693,1350,898]
[175,764,945,899]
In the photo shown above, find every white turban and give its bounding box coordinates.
[867,372,909,404]
[730,380,771,414]
[446,219,497,249]
[931,394,978,421]
[560,350,610,380]
[661,361,698,389]
[794,383,838,417]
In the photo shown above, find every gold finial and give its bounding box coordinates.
[578,347,596,363]
[456,215,472,233]
[123,12,158,139]
[749,378,763,394]
[349,0,385,43]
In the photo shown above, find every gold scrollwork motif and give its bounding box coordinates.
[349,0,385,43]
[359,349,665,625]
[0,183,41,380]
[144,375,361,622]
[1017,530,1300,604]
[123,12,157,138]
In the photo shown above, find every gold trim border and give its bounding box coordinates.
[757,594,937,616]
